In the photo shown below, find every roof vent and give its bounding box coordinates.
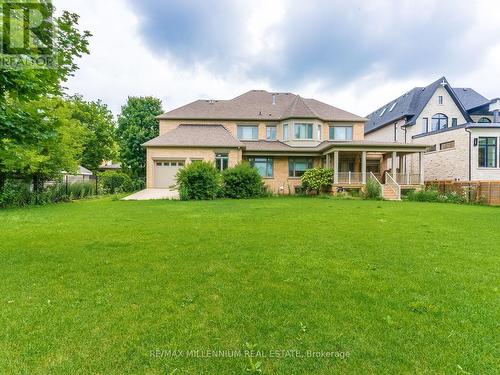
[272,94,277,105]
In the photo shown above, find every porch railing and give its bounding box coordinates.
[385,172,401,200]
[369,172,384,195]
[393,173,422,185]
[336,172,362,184]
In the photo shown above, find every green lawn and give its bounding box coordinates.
[1,197,499,374]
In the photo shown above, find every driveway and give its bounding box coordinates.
[122,188,179,201]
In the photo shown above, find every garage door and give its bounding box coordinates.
[154,160,185,188]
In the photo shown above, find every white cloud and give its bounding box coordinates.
[55,0,500,117]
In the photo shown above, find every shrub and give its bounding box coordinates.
[363,178,382,200]
[222,163,265,199]
[0,179,32,207]
[98,171,133,194]
[406,188,440,202]
[300,168,333,193]
[175,161,221,200]
[0,179,97,208]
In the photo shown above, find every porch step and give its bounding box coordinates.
[382,186,400,201]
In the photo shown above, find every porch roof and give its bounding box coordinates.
[242,140,429,155]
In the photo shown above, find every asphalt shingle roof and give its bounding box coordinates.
[365,77,490,134]
[157,90,366,122]
[142,124,244,148]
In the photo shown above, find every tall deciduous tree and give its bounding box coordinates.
[0,97,86,180]
[0,2,91,186]
[69,96,118,172]
[116,97,163,178]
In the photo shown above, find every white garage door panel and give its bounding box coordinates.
[154,160,184,188]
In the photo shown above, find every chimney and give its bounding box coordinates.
[272,94,276,105]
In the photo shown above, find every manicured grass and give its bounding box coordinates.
[0,197,499,374]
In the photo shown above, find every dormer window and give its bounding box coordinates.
[478,117,492,123]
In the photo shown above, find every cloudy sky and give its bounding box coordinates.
[56,0,500,116]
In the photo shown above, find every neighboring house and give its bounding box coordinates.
[143,90,428,197]
[365,77,500,182]
[98,161,122,172]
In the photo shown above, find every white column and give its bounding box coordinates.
[419,152,425,184]
[392,151,397,178]
[333,151,339,184]
[326,154,330,169]
[361,151,367,184]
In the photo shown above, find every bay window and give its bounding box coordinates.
[294,123,313,139]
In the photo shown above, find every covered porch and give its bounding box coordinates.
[321,144,428,197]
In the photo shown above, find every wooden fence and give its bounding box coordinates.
[425,180,500,205]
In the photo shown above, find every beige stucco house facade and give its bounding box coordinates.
[365,77,500,182]
[143,90,428,198]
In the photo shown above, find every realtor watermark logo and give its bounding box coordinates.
[0,0,56,69]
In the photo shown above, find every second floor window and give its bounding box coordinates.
[237,125,258,140]
[329,126,353,141]
[283,124,289,140]
[478,137,497,168]
[452,118,458,127]
[478,117,492,123]
[266,126,276,141]
[294,123,313,139]
[431,113,448,131]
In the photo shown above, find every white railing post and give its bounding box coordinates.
[348,171,351,184]
[406,172,410,185]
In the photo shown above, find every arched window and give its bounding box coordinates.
[431,113,448,131]
[478,117,491,123]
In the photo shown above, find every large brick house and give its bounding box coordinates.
[143,90,428,198]
[365,77,500,182]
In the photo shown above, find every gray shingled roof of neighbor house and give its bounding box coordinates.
[364,77,490,134]
[157,90,367,122]
[142,124,244,147]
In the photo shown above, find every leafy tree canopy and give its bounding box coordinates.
[69,96,118,172]
[116,97,163,177]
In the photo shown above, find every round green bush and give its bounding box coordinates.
[300,168,333,193]
[98,171,133,194]
[175,161,221,200]
[222,163,265,199]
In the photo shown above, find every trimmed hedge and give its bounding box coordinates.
[300,168,333,193]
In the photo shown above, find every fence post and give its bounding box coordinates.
[95,175,98,195]
[65,175,68,196]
